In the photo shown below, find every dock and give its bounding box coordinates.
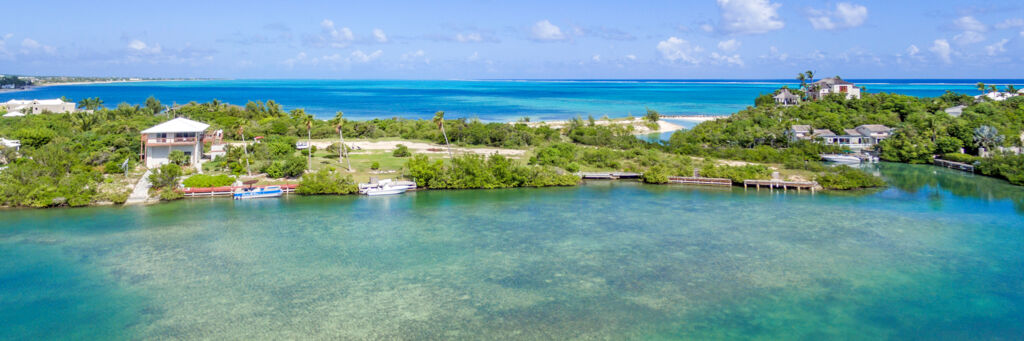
[182,184,299,197]
[579,172,641,180]
[743,179,817,192]
[667,176,732,186]
[933,158,974,173]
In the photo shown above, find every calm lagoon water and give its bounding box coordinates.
[0,79,1010,120]
[2,163,1023,339]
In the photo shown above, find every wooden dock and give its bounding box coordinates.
[667,176,732,187]
[579,172,641,179]
[181,184,298,197]
[743,179,817,192]
[933,158,975,173]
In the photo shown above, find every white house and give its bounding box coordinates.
[140,117,210,168]
[974,91,1015,102]
[773,88,801,106]
[0,137,20,151]
[789,124,891,150]
[1,99,78,114]
[807,77,861,100]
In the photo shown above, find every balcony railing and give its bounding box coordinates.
[147,137,198,144]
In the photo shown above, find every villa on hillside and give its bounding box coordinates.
[806,77,861,100]
[974,91,1020,102]
[140,117,211,168]
[773,88,801,106]
[788,124,892,149]
[0,137,20,151]
[1,99,78,115]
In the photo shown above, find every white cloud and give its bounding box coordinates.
[128,40,147,50]
[21,38,40,49]
[467,51,480,61]
[930,39,952,64]
[716,0,784,34]
[625,54,637,61]
[954,16,986,32]
[592,54,601,62]
[350,49,383,63]
[717,39,741,52]
[711,52,744,66]
[954,30,985,45]
[657,37,701,64]
[456,32,482,43]
[700,24,714,33]
[2,33,11,40]
[808,2,868,30]
[995,18,1019,29]
[763,46,788,61]
[401,49,429,63]
[372,28,388,43]
[906,44,919,56]
[320,19,354,47]
[531,20,566,41]
[985,38,1009,56]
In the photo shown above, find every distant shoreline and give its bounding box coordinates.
[0,79,209,93]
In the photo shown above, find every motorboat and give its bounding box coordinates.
[359,179,416,195]
[364,184,409,196]
[821,154,862,164]
[233,185,283,200]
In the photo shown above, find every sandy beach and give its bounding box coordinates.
[523,115,725,134]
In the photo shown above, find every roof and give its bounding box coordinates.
[0,138,20,148]
[944,105,966,116]
[856,124,891,133]
[141,117,210,134]
[811,77,854,86]
[4,99,69,105]
[843,129,861,136]
[773,89,800,100]
[813,129,837,137]
[790,124,811,132]
[2,111,25,117]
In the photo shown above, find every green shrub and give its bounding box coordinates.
[940,153,981,164]
[296,169,359,195]
[264,156,306,178]
[149,164,182,189]
[641,165,669,184]
[977,154,1024,185]
[104,160,125,174]
[700,164,771,184]
[371,161,380,170]
[159,188,183,201]
[168,150,190,165]
[815,166,887,190]
[183,174,236,188]
[393,144,411,157]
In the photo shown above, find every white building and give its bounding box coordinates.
[140,117,210,168]
[789,124,891,150]
[807,77,861,100]
[2,99,78,114]
[0,137,20,150]
[974,91,1016,102]
[773,88,801,106]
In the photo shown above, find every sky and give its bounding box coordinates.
[1,0,1022,79]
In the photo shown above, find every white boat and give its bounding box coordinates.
[821,154,862,164]
[359,179,416,195]
[364,184,408,196]
[233,186,284,200]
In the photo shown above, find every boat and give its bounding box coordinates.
[359,179,416,195]
[364,184,408,196]
[233,185,284,200]
[821,154,862,164]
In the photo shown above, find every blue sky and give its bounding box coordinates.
[2,0,1022,79]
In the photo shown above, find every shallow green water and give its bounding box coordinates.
[2,163,1024,339]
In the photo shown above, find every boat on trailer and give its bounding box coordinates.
[233,185,284,200]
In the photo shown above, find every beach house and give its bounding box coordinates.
[773,88,801,106]
[140,117,210,168]
[807,77,861,100]
[788,124,891,149]
[1,99,78,114]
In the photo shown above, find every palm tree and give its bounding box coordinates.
[976,82,986,94]
[1007,85,1017,94]
[989,85,998,93]
[973,125,1005,153]
[76,97,104,111]
[796,73,807,89]
[804,70,814,84]
[432,111,452,158]
[332,111,352,172]
[71,111,98,131]
[302,113,314,171]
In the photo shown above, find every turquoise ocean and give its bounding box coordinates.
[1,164,1024,339]
[1,79,1015,120]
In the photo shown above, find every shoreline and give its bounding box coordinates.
[0,79,207,93]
